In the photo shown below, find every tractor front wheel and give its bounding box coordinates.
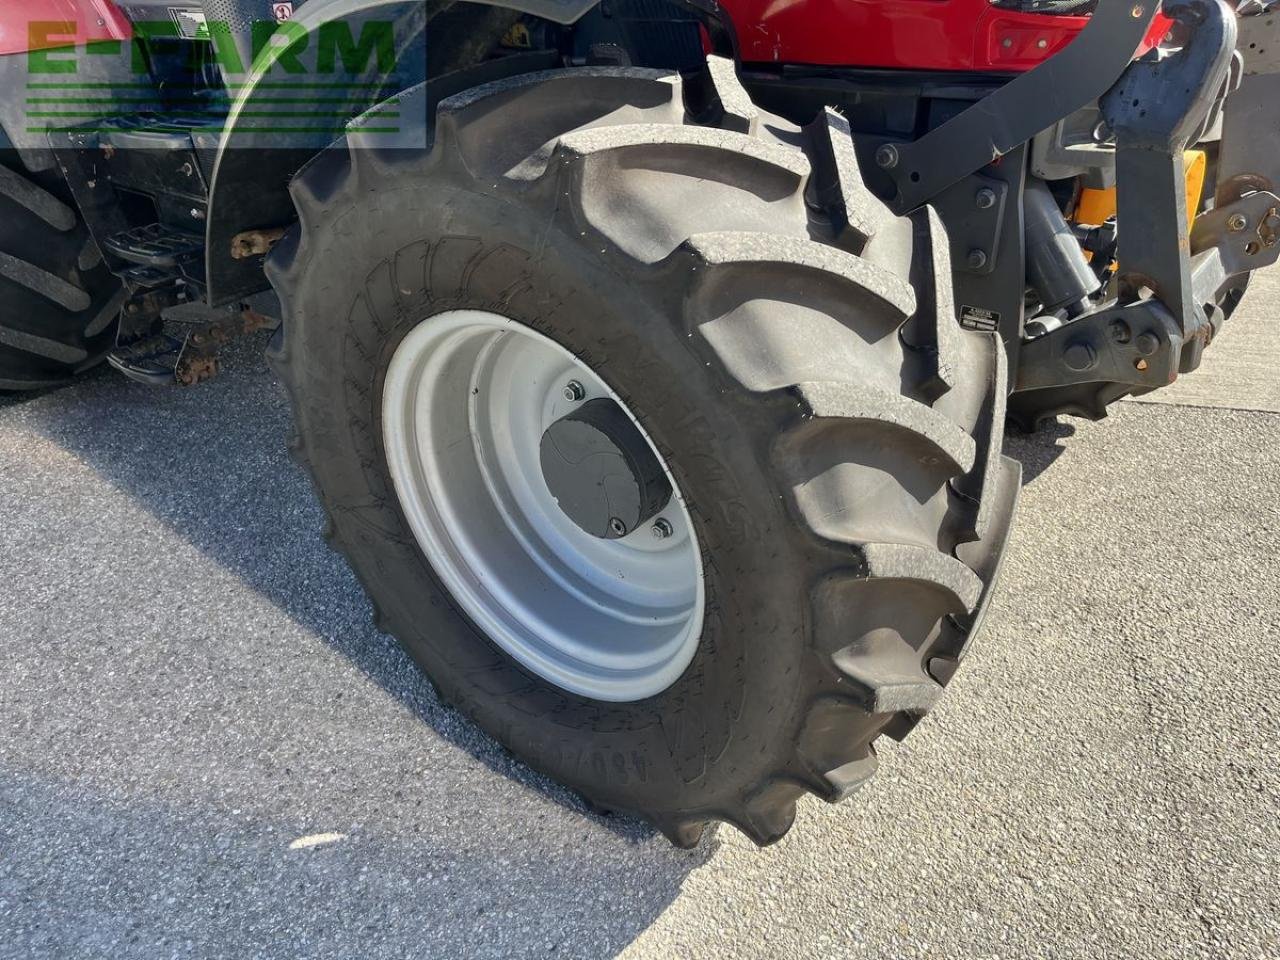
[269,59,1020,846]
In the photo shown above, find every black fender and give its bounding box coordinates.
[204,0,603,305]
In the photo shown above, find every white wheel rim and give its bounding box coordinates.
[382,310,705,702]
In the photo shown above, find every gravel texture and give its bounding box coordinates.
[0,281,1277,959]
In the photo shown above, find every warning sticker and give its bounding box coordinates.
[959,305,1001,332]
[168,8,209,39]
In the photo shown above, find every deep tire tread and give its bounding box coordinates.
[795,380,978,475]
[822,753,880,804]
[0,163,76,231]
[681,231,916,324]
[805,107,893,254]
[0,158,121,390]
[270,55,1018,849]
[698,56,760,135]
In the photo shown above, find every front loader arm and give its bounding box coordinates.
[878,0,1167,215]
[962,0,1278,425]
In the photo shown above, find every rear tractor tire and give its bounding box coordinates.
[269,58,1021,847]
[0,156,124,391]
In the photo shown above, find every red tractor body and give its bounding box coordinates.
[720,0,1164,72]
[0,0,130,55]
[6,0,1170,73]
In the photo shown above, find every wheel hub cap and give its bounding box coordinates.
[539,397,674,540]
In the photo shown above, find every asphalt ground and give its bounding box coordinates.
[1,268,1277,959]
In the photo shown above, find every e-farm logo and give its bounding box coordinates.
[23,18,414,142]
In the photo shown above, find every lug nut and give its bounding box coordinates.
[562,380,586,403]
[651,518,674,540]
[1228,214,1249,233]
[875,144,899,169]
[975,188,997,210]
[967,249,989,270]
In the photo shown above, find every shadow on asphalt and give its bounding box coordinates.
[6,336,709,957]
[1004,417,1076,484]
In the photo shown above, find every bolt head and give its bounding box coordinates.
[875,144,899,170]
[1063,341,1098,372]
[1134,331,1160,357]
[975,188,997,210]
[966,249,989,270]
[562,380,586,403]
[651,518,674,540]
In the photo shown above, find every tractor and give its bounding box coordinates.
[1,0,1275,847]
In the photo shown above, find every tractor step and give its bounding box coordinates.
[101,224,204,268]
[106,306,276,387]
[120,265,185,289]
[106,332,187,386]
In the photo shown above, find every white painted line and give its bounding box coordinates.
[288,832,347,850]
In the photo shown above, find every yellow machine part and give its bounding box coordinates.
[1076,149,1208,229]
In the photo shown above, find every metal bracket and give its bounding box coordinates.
[1010,2,1276,424]
[1100,0,1237,369]
[931,174,1010,278]
[1031,105,1117,188]
[880,0,1160,214]
[1190,188,1280,305]
[1014,302,1183,394]
[1009,296,1189,431]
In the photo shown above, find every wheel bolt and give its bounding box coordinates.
[608,517,627,537]
[651,518,674,540]
[563,380,586,403]
[875,144,899,169]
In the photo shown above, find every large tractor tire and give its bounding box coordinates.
[269,58,1021,847]
[0,157,124,391]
